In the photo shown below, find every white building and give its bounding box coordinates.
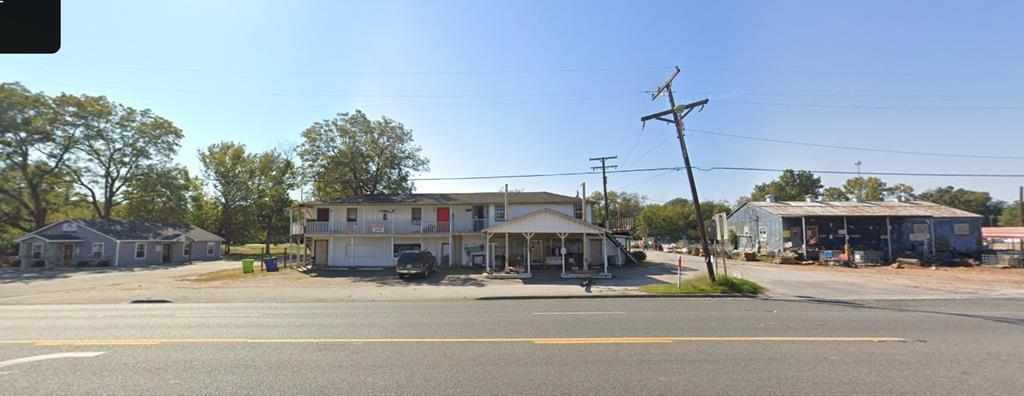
[294,192,630,278]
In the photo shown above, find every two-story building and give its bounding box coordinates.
[295,192,629,278]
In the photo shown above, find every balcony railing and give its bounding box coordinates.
[300,220,476,235]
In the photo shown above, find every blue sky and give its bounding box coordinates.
[3,0,1023,202]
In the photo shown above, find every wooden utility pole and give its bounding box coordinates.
[590,156,618,229]
[640,66,717,281]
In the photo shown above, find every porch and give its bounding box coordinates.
[481,209,612,279]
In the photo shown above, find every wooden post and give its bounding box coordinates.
[886,217,893,263]
[582,233,589,270]
[557,233,568,275]
[801,217,808,257]
[485,233,491,273]
[523,232,534,274]
[504,233,510,272]
[602,233,608,275]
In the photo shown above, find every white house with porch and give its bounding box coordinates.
[293,192,631,278]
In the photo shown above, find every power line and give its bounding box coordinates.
[76,93,642,110]
[686,128,1024,161]
[716,99,1024,111]
[409,165,1024,181]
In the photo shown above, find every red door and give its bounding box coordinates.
[437,207,450,232]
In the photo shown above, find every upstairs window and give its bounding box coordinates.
[315,208,330,222]
[346,208,358,222]
[411,208,422,224]
[495,205,505,222]
[573,203,583,219]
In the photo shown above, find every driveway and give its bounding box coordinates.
[643,251,1024,299]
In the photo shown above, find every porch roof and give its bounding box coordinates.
[483,208,607,235]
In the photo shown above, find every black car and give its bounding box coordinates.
[395,251,437,279]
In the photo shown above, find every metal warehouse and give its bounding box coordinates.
[727,196,983,264]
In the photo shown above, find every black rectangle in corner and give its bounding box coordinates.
[0,0,61,53]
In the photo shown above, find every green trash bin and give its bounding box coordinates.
[242,259,254,274]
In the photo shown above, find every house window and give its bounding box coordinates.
[346,208,358,222]
[495,204,505,222]
[315,208,330,222]
[184,242,192,257]
[411,208,422,224]
[135,243,146,259]
[393,243,421,257]
[92,243,103,258]
[207,243,215,255]
[31,242,43,259]
[573,203,583,219]
[953,223,970,235]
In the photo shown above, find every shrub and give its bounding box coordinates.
[94,260,111,267]
[630,250,647,263]
[75,261,91,267]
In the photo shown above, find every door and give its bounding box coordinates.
[62,244,74,267]
[440,243,450,267]
[436,207,450,232]
[530,239,543,266]
[313,240,328,266]
[162,244,172,263]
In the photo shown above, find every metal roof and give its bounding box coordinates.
[739,200,983,218]
[982,227,1024,239]
[300,192,589,206]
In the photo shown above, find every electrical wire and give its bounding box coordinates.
[410,166,1024,181]
[716,99,1024,111]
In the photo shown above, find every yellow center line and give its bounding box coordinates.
[0,336,906,346]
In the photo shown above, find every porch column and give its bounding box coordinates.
[114,240,121,267]
[390,236,395,267]
[557,233,568,275]
[523,233,534,274]
[601,233,608,275]
[582,233,589,270]
[504,233,510,271]
[350,236,355,267]
[843,216,850,259]
[886,217,893,263]
[801,217,808,257]
[448,234,453,267]
[485,233,492,273]
[929,218,936,255]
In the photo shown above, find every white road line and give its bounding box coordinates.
[531,312,627,315]
[0,352,106,369]
[174,313,262,317]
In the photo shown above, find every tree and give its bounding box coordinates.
[59,94,183,219]
[887,183,916,199]
[115,165,195,223]
[750,170,822,202]
[998,201,1023,227]
[298,110,429,200]
[917,186,1005,219]
[588,190,647,226]
[186,178,220,233]
[251,149,298,255]
[842,177,888,201]
[635,198,730,242]
[199,142,256,250]
[0,83,81,234]
[821,187,848,201]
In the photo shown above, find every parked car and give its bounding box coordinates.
[395,251,437,279]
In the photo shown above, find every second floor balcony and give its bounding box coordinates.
[296,218,493,235]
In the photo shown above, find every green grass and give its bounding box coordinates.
[639,276,764,295]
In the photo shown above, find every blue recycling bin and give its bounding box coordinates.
[264,258,279,272]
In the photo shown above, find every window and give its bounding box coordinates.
[573,203,583,219]
[92,243,103,258]
[954,223,970,235]
[207,243,215,255]
[135,243,146,259]
[393,243,421,257]
[184,242,192,257]
[411,207,422,224]
[346,208,358,222]
[31,242,43,259]
[494,204,505,222]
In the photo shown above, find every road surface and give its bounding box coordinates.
[1,298,1021,395]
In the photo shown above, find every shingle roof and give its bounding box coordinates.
[74,219,225,241]
[34,234,84,241]
[739,200,982,218]
[300,192,588,206]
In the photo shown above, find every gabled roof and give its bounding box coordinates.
[300,191,590,206]
[16,219,225,243]
[483,208,607,234]
[733,200,982,218]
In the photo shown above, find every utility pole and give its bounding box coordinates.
[854,161,863,200]
[590,156,618,229]
[1019,185,1023,252]
[640,66,717,282]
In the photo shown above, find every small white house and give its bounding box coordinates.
[15,219,224,268]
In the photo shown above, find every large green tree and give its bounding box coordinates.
[298,110,429,200]
[917,186,1005,219]
[199,142,257,249]
[998,201,1022,227]
[115,165,195,223]
[821,186,848,201]
[750,169,822,202]
[842,177,888,201]
[0,83,81,235]
[251,149,298,254]
[588,190,647,227]
[59,94,183,219]
[635,198,731,242]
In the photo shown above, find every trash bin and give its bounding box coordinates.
[242,259,254,274]
[265,258,278,272]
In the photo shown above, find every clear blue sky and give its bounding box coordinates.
[3,0,1023,203]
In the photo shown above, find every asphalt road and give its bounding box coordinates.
[1,298,1022,395]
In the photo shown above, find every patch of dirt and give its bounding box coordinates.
[182,267,302,283]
